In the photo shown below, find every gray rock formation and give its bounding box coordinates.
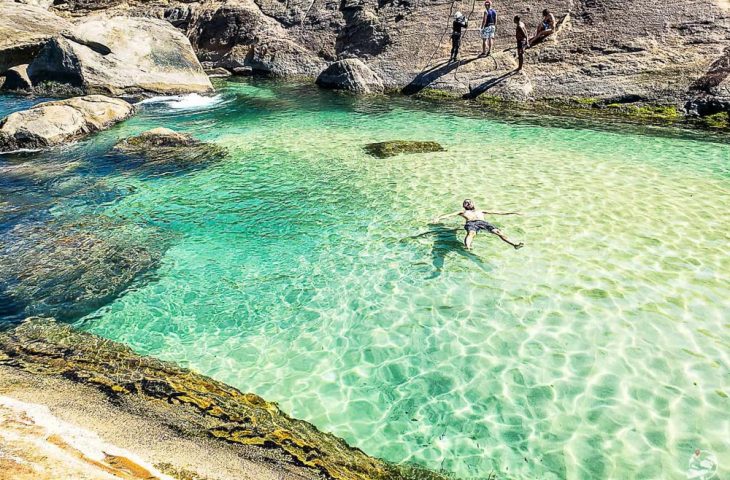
[113,127,228,173]
[27,16,213,96]
[0,95,134,152]
[1,65,32,91]
[316,58,384,94]
[0,2,72,74]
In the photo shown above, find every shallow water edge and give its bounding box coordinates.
[0,317,450,480]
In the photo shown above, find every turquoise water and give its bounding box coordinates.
[2,80,729,478]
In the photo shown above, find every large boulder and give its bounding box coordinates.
[316,59,384,94]
[0,2,72,73]
[0,95,134,152]
[27,16,214,96]
[189,0,326,78]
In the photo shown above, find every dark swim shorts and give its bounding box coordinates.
[465,220,497,233]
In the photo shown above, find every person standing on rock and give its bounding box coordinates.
[514,15,529,71]
[480,1,497,57]
[450,11,469,62]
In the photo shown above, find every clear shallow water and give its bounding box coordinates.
[2,80,729,478]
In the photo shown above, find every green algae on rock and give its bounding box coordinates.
[364,141,445,158]
[0,318,450,480]
[113,128,228,173]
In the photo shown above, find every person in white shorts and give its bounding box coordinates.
[480,0,497,56]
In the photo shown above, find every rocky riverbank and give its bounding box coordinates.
[0,318,449,480]
[2,0,729,127]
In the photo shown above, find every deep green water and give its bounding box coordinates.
[1,79,729,478]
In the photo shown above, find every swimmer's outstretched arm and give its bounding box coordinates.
[482,210,522,215]
[432,210,464,222]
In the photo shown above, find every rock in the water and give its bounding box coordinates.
[0,2,72,74]
[205,67,232,78]
[0,95,134,152]
[113,128,227,173]
[1,64,32,91]
[316,59,384,94]
[0,219,167,321]
[27,16,213,96]
[364,140,444,158]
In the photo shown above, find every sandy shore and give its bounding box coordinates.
[0,366,319,480]
[0,318,447,480]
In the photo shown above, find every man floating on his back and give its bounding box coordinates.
[433,199,524,250]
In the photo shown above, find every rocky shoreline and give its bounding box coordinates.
[2,0,729,136]
[0,318,449,480]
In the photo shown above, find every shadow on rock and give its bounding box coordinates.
[464,70,518,99]
[111,128,228,176]
[402,58,477,95]
[0,217,170,324]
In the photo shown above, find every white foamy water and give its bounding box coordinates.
[139,93,225,110]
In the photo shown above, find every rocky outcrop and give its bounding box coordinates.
[0,2,72,74]
[113,127,228,173]
[27,16,213,96]
[316,58,384,94]
[364,140,444,158]
[1,65,32,91]
[0,318,449,480]
[0,219,167,321]
[188,0,327,77]
[0,95,134,152]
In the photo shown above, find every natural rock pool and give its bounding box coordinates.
[1,79,728,479]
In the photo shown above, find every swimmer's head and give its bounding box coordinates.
[463,199,475,210]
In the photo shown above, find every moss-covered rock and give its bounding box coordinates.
[364,140,444,158]
[0,318,451,480]
[413,88,460,101]
[700,111,730,129]
[113,128,227,173]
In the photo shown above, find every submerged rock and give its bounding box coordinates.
[0,2,72,74]
[27,16,213,96]
[316,59,384,94]
[0,318,450,480]
[0,95,134,152]
[1,64,32,91]
[364,140,444,158]
[113,128,227,173]
[0,219,168,322]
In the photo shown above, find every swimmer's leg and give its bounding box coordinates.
[464,230,477,250]
[491,228,524,249]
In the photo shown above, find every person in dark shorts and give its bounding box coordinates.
[514,15,529,71]
[450,11,469,63]
[433,199,524,250]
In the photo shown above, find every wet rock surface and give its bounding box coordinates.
[0,95,134,152]
[1,65,32,91]
[113,128,228,174]
[364,140,444,158]
[0,318,448,480]
[27,16,213,96]
[0,219,168,322]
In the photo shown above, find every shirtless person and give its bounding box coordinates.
[529,9,556,46]
[434,199,524,250]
